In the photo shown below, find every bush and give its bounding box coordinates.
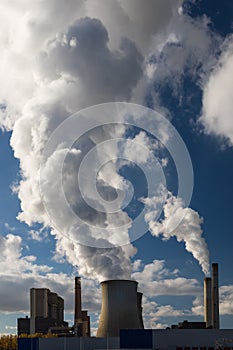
[0,335,17,350]
[0,333,57,350]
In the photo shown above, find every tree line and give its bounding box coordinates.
[0,333,57,350]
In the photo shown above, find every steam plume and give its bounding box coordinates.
[143,193,210,275]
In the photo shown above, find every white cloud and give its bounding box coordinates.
[132,259,143,272]
[123,131,160,164]
[190,284,233,317]
[0,0,217,309]
[28,229,48,242]
[2,14,142,281]
[132,259,201,297]
[220,285,233,315]
[4,223,16,232]
[191,295,204,316]
[86,0,182,52]
[38,17,143,103]
[132,259,205,328]
[140,11,221,111]
[5,326,17,330]
[134,261,233,326]
[152,304,186,318]
[0,233,100,315]
[200,35,233,146]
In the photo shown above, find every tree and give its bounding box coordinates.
[0,335,17,350]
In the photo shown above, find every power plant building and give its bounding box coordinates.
[17,277,90,336]
[30,288,68,334]
[18,288,68,335]
[18,263,225,350]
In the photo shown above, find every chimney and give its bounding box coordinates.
[212,263,220,329]
[97,280,144,337]
[74,277,82,324]
[204,277,212,328]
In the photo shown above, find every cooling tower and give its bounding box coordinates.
[137,292,144,329]
[212,263,219,329]
[204,277,212,328]
[97,280,144,337]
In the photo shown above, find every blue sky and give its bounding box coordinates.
[0,0,233,334]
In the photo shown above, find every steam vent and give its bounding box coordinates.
[97,280,144,337]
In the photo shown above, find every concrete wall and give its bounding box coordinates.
[39,337,119,350]
[18,329,233,350]
[120,329,233,349]
[152,329,233,349]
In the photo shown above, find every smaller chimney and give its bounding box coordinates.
[74,277,82,324]
[204,277,212,328]
[74,277,91,337]
[212,263,220,329]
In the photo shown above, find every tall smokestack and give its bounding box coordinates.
[74,277,82,324]
[97,280,144,337]
[212,263,219,329]
[204,277,212,328]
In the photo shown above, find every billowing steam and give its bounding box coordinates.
[143,192,210,275]
[0,0,210,281]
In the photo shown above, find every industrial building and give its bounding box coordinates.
[171,320,206,329]
[18,288,68,335]
[17,277,90,336]
[18,263,230,350]
[18,329,233,350]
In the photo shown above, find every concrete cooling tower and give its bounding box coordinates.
[97,280,144,337]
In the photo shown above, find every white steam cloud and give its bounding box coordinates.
[143,193,210,275]
[0,0,212,282]
[1,11,145,281]
[200,35,233,146]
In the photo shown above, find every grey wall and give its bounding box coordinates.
[38,337,119,350]
[153,329,233,348]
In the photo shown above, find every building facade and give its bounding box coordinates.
[18,288,68,335]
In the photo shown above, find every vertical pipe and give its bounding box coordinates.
[204,277,212,328]
[212,263,220,329]
[75,277,82,324]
